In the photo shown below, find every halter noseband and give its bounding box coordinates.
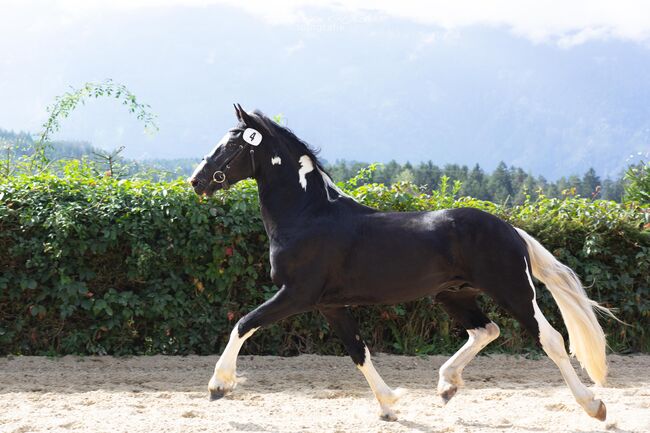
[210,144,256,189]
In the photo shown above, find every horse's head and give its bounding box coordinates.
[189,104,266,196]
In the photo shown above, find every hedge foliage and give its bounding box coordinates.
[1,164,648,356]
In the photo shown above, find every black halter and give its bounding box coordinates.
[209,144,256,190]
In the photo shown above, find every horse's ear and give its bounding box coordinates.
[233,103,242,121]
[235,103,253,125]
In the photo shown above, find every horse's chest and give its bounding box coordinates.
[268,235,337,286]
[268,242,303,285]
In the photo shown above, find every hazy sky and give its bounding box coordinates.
[2,1,650,178]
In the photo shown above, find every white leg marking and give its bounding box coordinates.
[271,156,282,165]
[438,322,499,402]
[524,257,605,419]
[357,347,404,421]
[208,326,258,396]
[298,155,314,190]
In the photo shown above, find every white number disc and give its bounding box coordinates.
[243,128,262,146]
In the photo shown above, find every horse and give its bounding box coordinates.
[188,104,612,422]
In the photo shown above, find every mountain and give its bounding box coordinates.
[0,129,96,160]
[1,5,649,180]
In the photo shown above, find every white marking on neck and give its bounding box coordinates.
[298,155,314,190]
[271,156,282,165]
[295,154,357,202]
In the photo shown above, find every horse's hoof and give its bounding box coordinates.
[208,372,237,401]
[209,388,227,401]
[593,400,606,421]
[379,411,398,422]
[440,385,457,404]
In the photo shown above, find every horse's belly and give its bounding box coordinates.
[319,281,443,306]
[320,253,456,306]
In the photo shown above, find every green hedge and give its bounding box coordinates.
[1,167,648,356]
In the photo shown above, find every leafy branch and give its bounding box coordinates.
[33,79,158,170]
[624,160,650,205]
[92,145,127,179]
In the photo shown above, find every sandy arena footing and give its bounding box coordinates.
[1,354,649,433]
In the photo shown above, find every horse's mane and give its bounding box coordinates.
[251,110,351,202]
[251,110,328,174]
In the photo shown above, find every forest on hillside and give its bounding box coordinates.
[327,160,626,204]
[0,128,629,204]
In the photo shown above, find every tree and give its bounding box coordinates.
[380,160,401,184]
[601,178,625,202]
[581,167,601,198]
[488,162,514,203]
[414,161,441,191]
[624,161,650,204]
[462,163,490,200]
[394,168,415,184]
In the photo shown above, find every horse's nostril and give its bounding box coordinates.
[190,178,199,187]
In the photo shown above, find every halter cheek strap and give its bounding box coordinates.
[212,146,256,189]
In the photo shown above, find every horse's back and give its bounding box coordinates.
[317,207,525,306]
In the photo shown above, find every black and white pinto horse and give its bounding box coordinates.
[189,105,612,422]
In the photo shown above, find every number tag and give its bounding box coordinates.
[243,128,262,146]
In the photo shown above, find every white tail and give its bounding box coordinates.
[515,227,615,385]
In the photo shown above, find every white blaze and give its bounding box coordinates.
[271,156,282,165]
[190,131,231,181]
[298,155,314,190]
[213,131,232,151]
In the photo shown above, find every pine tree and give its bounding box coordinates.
[581,167,601,198]
[488,162,514,203]
[462,163,490,200]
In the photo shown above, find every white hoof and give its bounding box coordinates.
[437,374,463,404]
[379,409,398,422]
[583,399,607,421]
[208,370,237,400]
[377,387,406,421]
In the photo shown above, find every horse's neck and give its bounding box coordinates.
[256,160,331,235]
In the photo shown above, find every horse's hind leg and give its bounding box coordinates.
[483,258,606,420]
[435,289,500,403]
[319,307,404,421]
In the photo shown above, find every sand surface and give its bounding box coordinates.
[1,353,648,433]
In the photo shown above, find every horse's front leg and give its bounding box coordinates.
[320,307,405,421]
[208,286,312,400]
